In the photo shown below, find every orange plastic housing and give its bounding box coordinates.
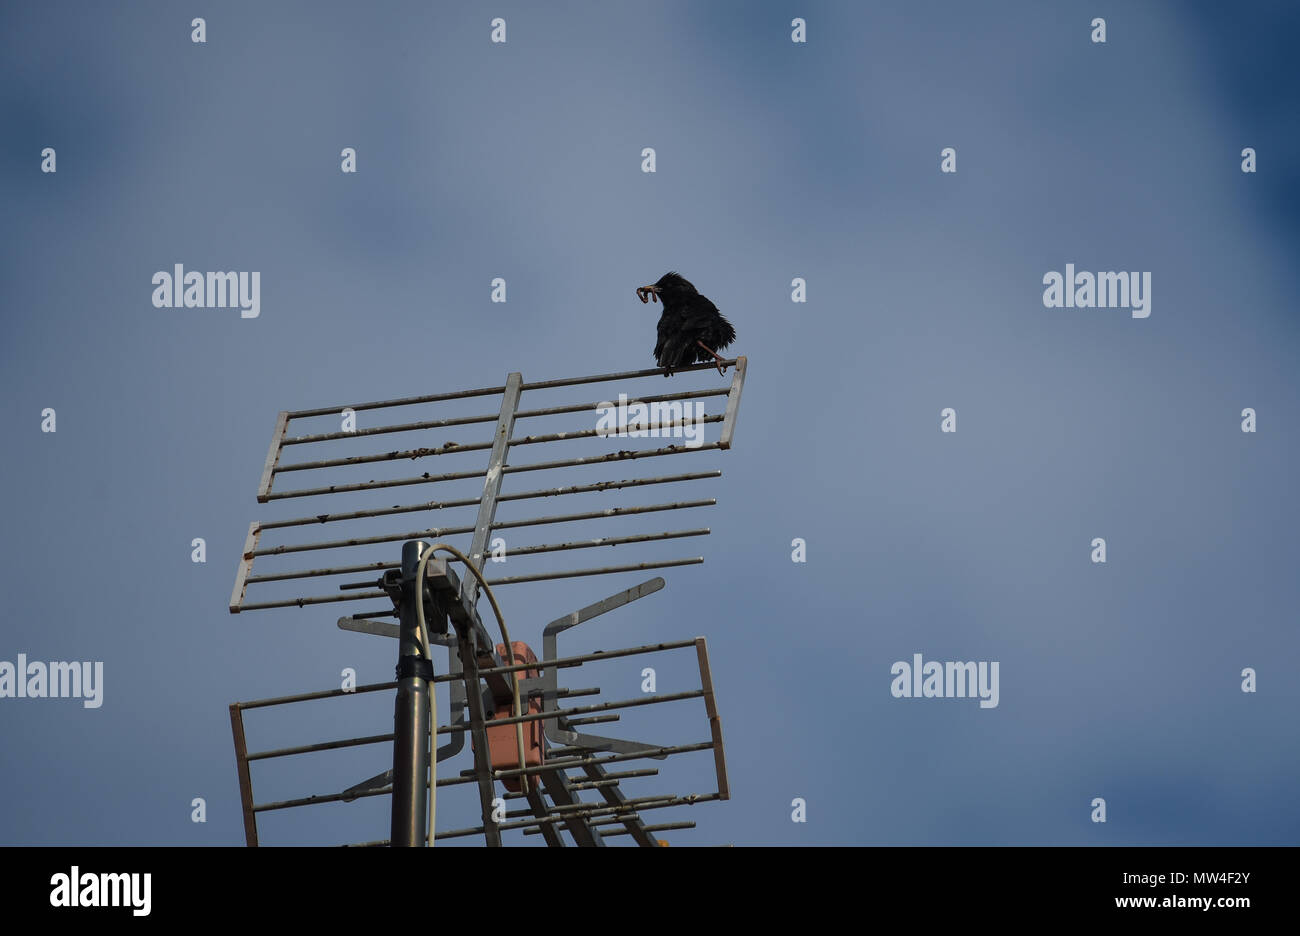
[483,641,544,792]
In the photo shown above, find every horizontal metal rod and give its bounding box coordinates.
[434,805,647,841]
[550,793,676,814]
[257,471,721,532]
[246,732,393,762]
[437,689,704,734]
[504,775,626,800]
[484,557,703,586]
[508,415,722,450]
[516,387,728,418]
[504,527,709,558]
[277,415,722,476]
[552,777,623,793]
[286,382,508,420]
[521,814,645,837]
[519,359,739,392]
[282,388,727,447]
[443,741,715,788]
[240,557,703,608]
[502,442,723,479]
[263,442,723,501]
[284,410,499,446]
[253,525,476,558]
[239,590,388,611]
[601,821,695,838]
[491,499,715,532]
[250,499,712,558]
[554,686,601,699]
[245,528,708,588]
[248,560,395,585]
[432,637,699,682]
[256,769,485,815]
[594,768,660,782]
[278,438,493,473]
[436,791,722,841]
[234,680,397,711]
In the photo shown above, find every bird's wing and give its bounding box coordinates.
[655,308,684,363]
[681,297,737,352]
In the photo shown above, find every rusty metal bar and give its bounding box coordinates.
[255,411,290,502]
[719,356,747,450]
[601,821,695,838]
[234,680,397,710]
[284,410,499,446]
[254,470,721,532]
[246,498,712,559]
[434,792,722,841]
[246,732,393,762]
[229,705,259,846]
[436,689,704,734]
[263,442,724,501]
[501,442,724,479]
[441,740,718,789]
[511,415,722,450]
[277,438,493,473]
[436,638,698,681]
[279,388,726,449]
[286,382,508,420]
[518,359,739,392]
[282,361,733,425]
[228,522,262,612]
[238,590,388,612]
[695,636,730,800]
[248,560,396,584]
[484,557,703,586]
[522,814,654,837]
[500,527,709,558]
[491,498,713,533]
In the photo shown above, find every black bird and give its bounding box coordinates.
[636,272,736,376]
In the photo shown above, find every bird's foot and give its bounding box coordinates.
[696,340,728,376]
[636,286,660,304]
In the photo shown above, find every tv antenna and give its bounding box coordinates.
[227,357,747,846]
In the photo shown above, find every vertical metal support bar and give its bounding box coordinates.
[391,541,431,846]
[439,373,521,763]
[458,636,503,847]
[229,705,259,847]
[696,637,729,800]
[228,522,262,613]
[256,411,290,502]
[459,372,522,607]
[718,356,746,450]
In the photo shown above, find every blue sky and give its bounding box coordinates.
[1,1,1298,845]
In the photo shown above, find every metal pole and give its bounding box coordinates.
[391,540,431,846]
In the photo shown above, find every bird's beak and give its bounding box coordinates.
[636,285,660,304]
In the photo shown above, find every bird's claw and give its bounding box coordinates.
[636,286,659,304]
